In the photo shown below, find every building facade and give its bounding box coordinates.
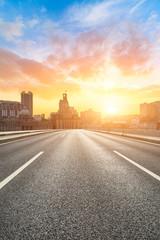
[50,93,79,129]
[21,91,33,116]
[0,92,51,131]
[0,109,51,131]
[140,101,160,122]
[140,101,160,129]
[152,101,160,121]
[34,114,45,121]
[80,109,101,128]
[0,100,21,118]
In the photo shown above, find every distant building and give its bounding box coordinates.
[41,114,45,120]
[119,114,139,128]
[102,114,139,129]
[140,101,160,122]
[0,100,21,118]
[140,101,160,129]
[34,114,45,121]
[0,93,51,131]
[152,101,160,121]
[21,91,33,116]
[0,108,51,131]
[80,109,101,128]
[140,103,157,121]
[50,92,79,129]
[34,115,42,121]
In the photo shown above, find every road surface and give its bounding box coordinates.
[0,130,160,239]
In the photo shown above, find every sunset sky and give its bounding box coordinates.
[0,0,160,117]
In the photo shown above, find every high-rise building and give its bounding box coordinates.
[21,91,33,116]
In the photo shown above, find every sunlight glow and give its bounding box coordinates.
[106,107,117,115]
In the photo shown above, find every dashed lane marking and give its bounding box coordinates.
[0,151,44,189]
[114,150,160,182]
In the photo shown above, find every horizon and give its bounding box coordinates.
[1,90,159,119]
[0,0,160,117]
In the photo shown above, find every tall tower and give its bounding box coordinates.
[21,91,33,116]
[63,92,68,102]
[59,92,69,113]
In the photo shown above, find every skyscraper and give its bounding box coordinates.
[21,91,33,116]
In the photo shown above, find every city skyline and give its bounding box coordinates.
[1,90,160,122]
[0,0,160,116]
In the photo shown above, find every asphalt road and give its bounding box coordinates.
[0,130,160,240]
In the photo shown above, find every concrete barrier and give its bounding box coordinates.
[89,129,160,144]
[0,130,48,136]
[0,129,56,142]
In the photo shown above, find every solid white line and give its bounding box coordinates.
[0,151,44,190]
[113,151,160,181]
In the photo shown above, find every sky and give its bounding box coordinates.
[0,0,160,117]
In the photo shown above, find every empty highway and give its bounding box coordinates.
[0,130,160,240]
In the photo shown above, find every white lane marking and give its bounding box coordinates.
[113,151,160,182]
[61,134,66,138]
[0,151,44,190]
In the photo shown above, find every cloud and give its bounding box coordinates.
[0,0,160,102]
[95,84,160,101]
[0,47,81,99]
[112,23,152,75]
[21,40,36,51]
[66,0,148,29]
[66,0,130,29]
[0,20,24,41]
[45,29,110,82]
[28,19,39,28]
[130,0,146,14]
[45,22,153,81]
[37,0,158,81]
[40,6,47,13]
[67,1,113,27]
[0,15,156,99]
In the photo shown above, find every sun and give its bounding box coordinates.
[106,107,117,115]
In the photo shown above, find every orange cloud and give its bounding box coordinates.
[112,26,152,75]
[0,47,81,99]
[96,84,160,101]
[46,25,153,82]
[0,21,158,103]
